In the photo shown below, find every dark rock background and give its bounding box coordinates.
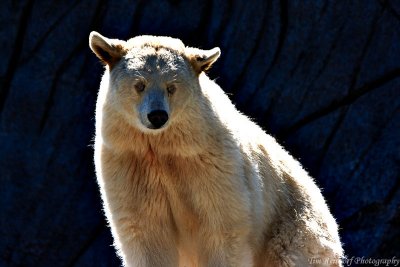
[0,0,399,266]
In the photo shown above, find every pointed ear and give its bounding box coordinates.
[89,31,127,67]
[186,47,221,74]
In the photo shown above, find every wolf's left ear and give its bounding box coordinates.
[186,47,221,74]
[89,31,127,68]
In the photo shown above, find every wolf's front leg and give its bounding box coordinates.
[199,229,254,267]
[114,221,178,267]
[100,149,178,266]
[106,190,178,267]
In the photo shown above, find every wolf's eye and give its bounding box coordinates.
[135,81,145,93]
[167,84,176,95]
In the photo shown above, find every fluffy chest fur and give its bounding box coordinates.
[99,143,255,265]
[101,143,252,228]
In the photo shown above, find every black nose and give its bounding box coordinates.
[147,110,169,129]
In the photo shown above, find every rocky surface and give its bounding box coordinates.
[0,0,399,266]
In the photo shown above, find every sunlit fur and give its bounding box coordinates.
[90,31,343,267]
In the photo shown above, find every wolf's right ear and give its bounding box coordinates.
[186,47,221,74]
[89,31,127,67]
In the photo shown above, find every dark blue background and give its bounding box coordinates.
[0,1,399,266]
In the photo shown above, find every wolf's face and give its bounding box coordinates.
[89,32,220,133]
[110,46,196,133]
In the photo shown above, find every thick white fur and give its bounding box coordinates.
[91,32,343,267]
